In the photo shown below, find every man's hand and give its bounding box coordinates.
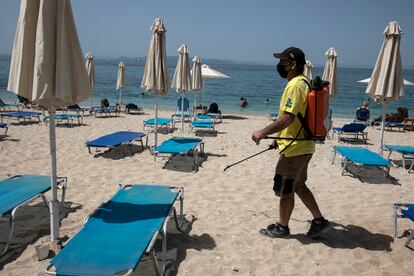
[252,130,266,145]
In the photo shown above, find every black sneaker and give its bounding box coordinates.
[306,218,331,238]
[259,223,290,238]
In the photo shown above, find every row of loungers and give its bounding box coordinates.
[86,131,205,172]
[0,175,183,275]
[2,175,413,275]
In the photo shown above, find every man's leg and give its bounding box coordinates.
[295,184,322,219]
[279,196,295,226]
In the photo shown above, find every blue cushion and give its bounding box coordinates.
[155,137,202,154]
[0,175,50,215]
[334,146,390,167]
[86,131,145,148]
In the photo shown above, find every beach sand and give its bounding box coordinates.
[1,111,414,275]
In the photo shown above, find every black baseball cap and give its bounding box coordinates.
[273,47,306,65]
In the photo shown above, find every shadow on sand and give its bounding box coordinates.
[291,221,393,252]
[0,202,82,270]
[134,216,216,276]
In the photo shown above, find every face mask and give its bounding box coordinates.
[276,62,289,79]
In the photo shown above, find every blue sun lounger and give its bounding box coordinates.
[0,122,8,135]
[385,145,414,173]
[0,98,21,111]
[86,131,146,155]
[269,112,278,121]
[331,146,391,177]
[0,175,67,255]
[44,184,184,276]
[44,113,83,127]
[0,111,41,124]
[143,118,174,133]
[393,203,414,247]
[385,122,405,131]
[154,137,204,171]
[332,123,368,143]
[190,120,215,133]
[92,106,120,117]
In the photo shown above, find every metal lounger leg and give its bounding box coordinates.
[0,217,13,256]
[331,148,337,165]
[340,156,347,175]
[393,204,398,239]
[402,153,406,169]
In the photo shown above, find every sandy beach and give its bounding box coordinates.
[1,110,414,275]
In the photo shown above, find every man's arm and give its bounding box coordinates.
[252,111,295,145]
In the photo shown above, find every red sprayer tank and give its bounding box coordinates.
[307,81,330,138]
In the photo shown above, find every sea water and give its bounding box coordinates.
[1,55,414,119]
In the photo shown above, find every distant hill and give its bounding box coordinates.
[94,56,235,68]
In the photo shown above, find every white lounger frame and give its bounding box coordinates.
[386,149,414,173]
[154,140,205,172]
[392,203,414,247]
[0,176,67,256]
[44,184,184,276]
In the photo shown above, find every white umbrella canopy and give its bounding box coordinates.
[322,47,339,98]
[85,51,95,107]
[358,77,414,86]
[7,0,90,241]
[201,64,230,79]
[171,44,192,130]
[116,61,125,105]
[141,18,168,147]
[303,60,313,80]
[200,64,230,108]
[365,21,404,154]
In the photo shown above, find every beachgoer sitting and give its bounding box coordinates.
[101,98,110,108]
[208,102,221,114]
[371,107,408,125]
[17,95,32,108]
[355,101,370,122]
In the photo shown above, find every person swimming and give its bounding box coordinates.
[240,97,248,108]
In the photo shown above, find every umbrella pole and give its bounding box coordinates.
[379,102,387,155]
[154,96,158,147]
[181,95,184,131]
[48,107,59,241]
[202,79,206,114]
[119,89,122,106]
[90,88,93,108]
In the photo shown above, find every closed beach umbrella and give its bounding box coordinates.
[116,61,125,105]
[322,47,339,98]
[8,0,91,241]
[200,64,230,108]
[141,18,168,147]
[171,44,192,130]
[365,21,404,153]
[191,56,203,110]
[303,60,313,80]
[85,52,95,107]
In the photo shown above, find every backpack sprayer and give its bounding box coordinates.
[224,76,330,172]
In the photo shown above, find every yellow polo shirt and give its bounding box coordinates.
[276,75,315,157]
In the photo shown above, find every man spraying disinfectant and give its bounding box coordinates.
[252,47,330,238]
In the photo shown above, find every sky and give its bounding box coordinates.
[0,0,413,68]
